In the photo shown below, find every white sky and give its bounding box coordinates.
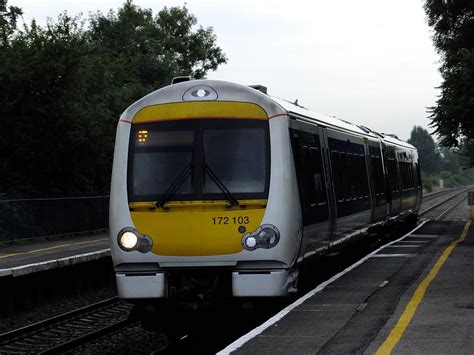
[10,0,441,141]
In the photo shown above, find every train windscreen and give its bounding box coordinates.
[127,119,270,203]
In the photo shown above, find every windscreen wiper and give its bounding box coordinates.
[204,163,240,207]
[155,163,194,208]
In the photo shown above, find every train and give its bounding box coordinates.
[109,78,422,305]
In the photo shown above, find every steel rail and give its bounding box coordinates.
[0,296,133,354]
[0,297,119,343]
[435,194,468,221]
[422,187,466,202]
[39,318,135,355]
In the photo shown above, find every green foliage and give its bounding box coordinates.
[424,0,474,151]
[0,0,22,46]
[407,126,441,174]
[407,124,474,192]
[458,138,474,168]
[0,0,227,194]
[422,168,474,193]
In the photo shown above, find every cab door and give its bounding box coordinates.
[289,120,331,258]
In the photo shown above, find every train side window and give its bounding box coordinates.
[407,164,412,188]
[298,143,327,208]
[401,162,408,190]
[403,163,406,190]
[392,159,399,192]
[408,163,412,188]
[309,147,327,205]
[331,151,344,201]
[347,153,356,199]
[415,163,421,187]
[386,158,393,193]
[357,155,364,198]
[378,157,385,195]
[391,159,399,193]
[300,146,316,207]
[407,163,411,189]
[339,152,351,200]
[371,156,380,195]
[359,155,369,198]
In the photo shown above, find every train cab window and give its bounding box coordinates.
[203,128,266,194]
[128,119,270,202]
[130,130,194,197]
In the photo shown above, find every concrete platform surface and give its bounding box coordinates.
[0,233,110,277]
[222,220,474,354]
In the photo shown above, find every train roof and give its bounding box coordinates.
[270,96,379,139]
[123,79,416,151]
[270,95,416,150]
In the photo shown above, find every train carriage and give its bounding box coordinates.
[109,79,421,302]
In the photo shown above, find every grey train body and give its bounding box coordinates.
[109,79,422,300]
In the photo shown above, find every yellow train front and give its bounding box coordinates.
[109,80,302,302]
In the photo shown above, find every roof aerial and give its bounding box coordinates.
[171,76,193,84]
[248,85,268,94]
[382,133,400,140]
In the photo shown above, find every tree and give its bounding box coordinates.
[0,0,227,194]
[439,146,462,173]
[88,1,226,90]
[0,0,22,46]
[407,126,441,174]
[424,0,474,150]
[459,138,474,167]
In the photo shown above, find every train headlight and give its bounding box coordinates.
[245,236,257,249]
[242,224,280,251]
[117,228,153,253]
[120,231,138,250]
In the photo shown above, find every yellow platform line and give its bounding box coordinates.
[0,238,109,260]
[376,220,471,354]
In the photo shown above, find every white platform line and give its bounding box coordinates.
[216,221,428,354]
[386,245,421,248]
[406,235,439,239]
[0,248,111,277]
[371,254,416,258]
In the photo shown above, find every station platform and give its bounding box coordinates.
[221,219,474,354]
[0,233,110,278]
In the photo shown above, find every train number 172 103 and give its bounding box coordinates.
[212,216,250,225]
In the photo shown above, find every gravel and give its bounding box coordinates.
[0,286,117,334]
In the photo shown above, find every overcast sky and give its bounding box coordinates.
[10,0,441,141]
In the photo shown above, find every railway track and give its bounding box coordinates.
[0,297,134,354]
[421,187,466,204]
[433,192,469,221]
[420,187,470,219]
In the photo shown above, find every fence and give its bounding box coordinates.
[0,195,109,243]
